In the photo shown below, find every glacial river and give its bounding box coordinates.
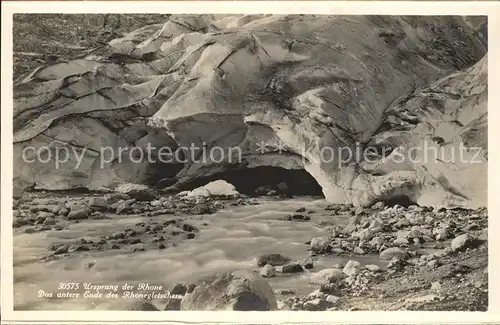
[13,197,385,310]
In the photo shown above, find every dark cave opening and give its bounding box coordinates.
[168,166,324,197]
[143,161,184,187]
[383,195,416,208]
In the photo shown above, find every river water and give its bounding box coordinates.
[13,197,385,310]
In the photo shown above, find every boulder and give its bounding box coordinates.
[164,298,181,311]
[365,264,381,272]
[115,183,158,201]
[67,207,91,220]
[310,237,332,254]
[168,283,187,295]
[186,180,239,198]
[300,257,314,269]
[180,272,277,311]
[343,260,362,276]
[186,187,211,198]
[256,253,290,267]
[451,233,481,252]
[380,247,408,261]
[260,264,275,278]
[310,268,345,285]
[280,263,303,274]
[203,180,239,196]
[88,197,108,211]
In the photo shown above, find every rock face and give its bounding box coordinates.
[13,15,488,209]
[180,271,277,311]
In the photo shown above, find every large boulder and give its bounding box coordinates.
[13,15,488,209]
[180,271,277,311]
[185,180,239,197]
[115,183,158,201]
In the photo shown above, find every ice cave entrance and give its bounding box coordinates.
[171,166,324,197]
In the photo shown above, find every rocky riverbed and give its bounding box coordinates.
[12,183,488,311]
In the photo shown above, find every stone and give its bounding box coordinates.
[387,258,409,271]
[116,183,158,201]
[371,202,385,210]
[164,298,181,311]
[93,211,110,220]
[37,211,54,219]
[115,199,136,214]
[277,289,295,295]
[88,197,108,211]
[54,245,69,255]
[182,223,199,232]
[331,248,345,254]
[479,228,488,241]
[358,229,374,241]
[260,264,275,278]
[186,283,197,293]
[281,263,303,273]
[395,218,411,228]
[310,269,345,285]
[427,260,440,269]
[397,230,410,239]
[365,264,381,272]
[435,230,449,241]
[369,218,384,229]
[370,236,385,246]
[353,247,365,255]
[310,237,332,253]
[380,247,408,260]
[276,182,289,193]
[307,289,325,299]
[86,261,96,269]
[43,218,56,226]
[169,283,187,295]
[319,283,340,295]
[190,203,216,215]
[180,272,277,311]
[408,229,424,239]
[451,233,481,252]
[67,207,91,220]
[325,295,341,304]
[343,260,361,276]
[286,214,310,221]
[68,244,90,253]
[393,237,409,246]
[303,298,328,311]
[430,281,442,292]
[343,222,357,235]
[300,258,314,269]
[151,200,163,207]
[188,180,239,198]
[256,254,290,267]
[354,207,367,216]
[97,186,113,193]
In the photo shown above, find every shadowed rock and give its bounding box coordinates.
[180,271,277,311]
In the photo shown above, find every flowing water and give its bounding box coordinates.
[13,197,386,310]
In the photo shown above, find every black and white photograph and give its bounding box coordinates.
[1,2,495,320]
